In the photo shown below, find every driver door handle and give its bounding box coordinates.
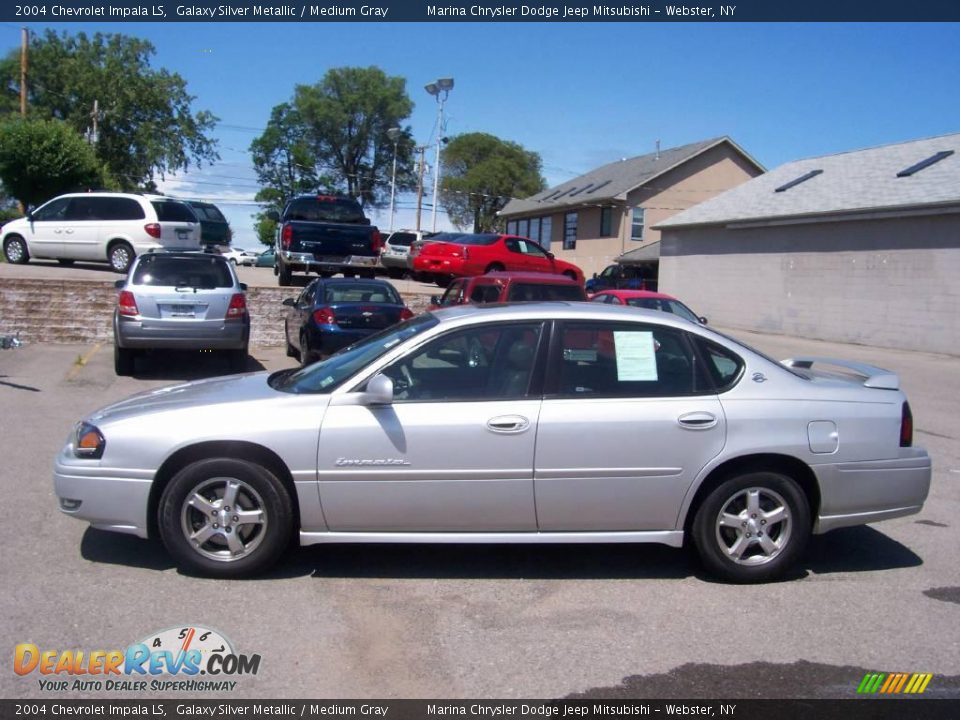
[486,415,530,434]
[678,412,718,430]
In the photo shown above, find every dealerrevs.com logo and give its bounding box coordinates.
[14,626,261,693]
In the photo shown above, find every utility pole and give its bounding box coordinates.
[90,99,99,144]
[20,27,28,117]
[414,146,427,232]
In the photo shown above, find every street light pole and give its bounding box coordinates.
[425,77,454,233]
[386,127,401,233]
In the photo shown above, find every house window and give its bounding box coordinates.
[506,220,518,235]
[631,208,645,241]
[529,217,541,244]
[600,207,612,237]
[518,218,530,238]
[541,217,552,251]
[563,213,578,250]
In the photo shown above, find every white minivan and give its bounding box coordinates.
[1,193,201,273]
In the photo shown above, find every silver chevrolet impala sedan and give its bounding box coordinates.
[54,303,931,582]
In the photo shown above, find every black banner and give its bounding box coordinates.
[2,700,960,720]
[4,0,960,23]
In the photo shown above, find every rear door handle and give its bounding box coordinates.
[486,415,530,434]
[678,412,718,430]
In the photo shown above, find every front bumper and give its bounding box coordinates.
[54,447,152,538]
[813,448,932,533]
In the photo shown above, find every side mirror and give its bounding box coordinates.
[265,210,280,222]
[592,272,598,279]
[363,374,394,404]
[546,251,554,259]
[699,316,709,325]
[282,297,296,307]
[430,295,441,306]
[114,280,125,290]
[25,210,33,221]
[239,283,248,292]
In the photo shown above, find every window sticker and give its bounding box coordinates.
[614,331,658,381]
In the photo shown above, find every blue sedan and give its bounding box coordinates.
[283,278,413,365]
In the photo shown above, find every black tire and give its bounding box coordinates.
[227,347,248,372]
[108,242,135,274]
[57,258,75,266]
[434,275,452,288]
[692,471,810,583]
[562,270,578,282]
[158,457,294,578]
[284,328,299,359]
[3,235,29,264]
[485,263,505,274]
[300,333,316,366]
[114,344,136,376]
[278,263,292,286]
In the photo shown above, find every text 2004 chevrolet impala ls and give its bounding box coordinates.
[54,303,931,582]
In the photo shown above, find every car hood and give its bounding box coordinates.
[89,371,283,426]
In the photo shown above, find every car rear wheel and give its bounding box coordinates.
[108,242,134,273]
[692,471,810,583]
[158,458,294,578]
[278,263,292,286]
[562,270,578,282]
[300,333,317,366]
[3,236,29,264]
[114,344,136,376]
[435,275,451,288]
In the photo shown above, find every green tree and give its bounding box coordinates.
[0,30,218,189]
[0,118,107,208]
[253,66,415,209]
[440,133,546,232]
[254,213,277,248]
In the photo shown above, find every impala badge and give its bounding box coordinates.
[336,458,410,466]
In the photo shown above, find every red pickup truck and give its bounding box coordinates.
[429,271,587,309]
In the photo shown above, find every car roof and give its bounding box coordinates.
[135,251,228,263]
[432,300,696,330]
[466,271,580,285]
[594,289,678,301]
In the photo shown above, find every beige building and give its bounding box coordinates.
[657,132,960,355]
[499,137,764,278]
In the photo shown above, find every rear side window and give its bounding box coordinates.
[190,204,227,223]
[469,283,502,303]
[151,201,198,223]
[322,283,401,304]
[284,197,365,223]
[507,283,585,302]
[554,322,709,398]
[132,256,233,288]
[67,196,145,221]
[694,338,745,392]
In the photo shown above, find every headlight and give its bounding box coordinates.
[74,422,106,459]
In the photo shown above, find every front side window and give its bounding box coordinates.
[382,323,543,402]
[563,212,578,250]
[31,197,71,221]
[554,322,707,398]
[631,208,645,241]
[438,280,467,307]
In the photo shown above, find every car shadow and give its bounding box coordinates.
[130,350,266,381]
[80,529,175,571]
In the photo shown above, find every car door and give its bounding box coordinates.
[24,196,71,258]
[61,196,106,261]
[519,239,554,273]
[315,322,545,532]
[502,237,533,271]
[534,320,726,531]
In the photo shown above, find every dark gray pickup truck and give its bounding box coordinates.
[268,195,382,286]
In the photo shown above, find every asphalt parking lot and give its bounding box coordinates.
[1,329,959,699]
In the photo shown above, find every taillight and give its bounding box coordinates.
[900,401,913,447]
[281,224,293,249]
[226,293,247,321]
[400,307,414,320]
[117,291,139,317]
[144,223,161,239]
[371,229,382,254]
[312,307,336,325]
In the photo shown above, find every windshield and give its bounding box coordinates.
[271,314,439,394]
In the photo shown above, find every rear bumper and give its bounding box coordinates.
[280,251,378,272]
[813,449,932,533]
[412,256,468,276]
[379,254,409,270]
[115,315,248,350]
[53,449,152,539]
[307,325,375,356]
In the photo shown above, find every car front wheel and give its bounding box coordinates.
[692,471,810,583]
[158,458,294,578]
[3,236,29,264]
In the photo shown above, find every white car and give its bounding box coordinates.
[1,193,201,273]
[219,247,259,266]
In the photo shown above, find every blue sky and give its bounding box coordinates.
[5,22,960,246]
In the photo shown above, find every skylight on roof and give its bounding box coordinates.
[552,187,577,200]
[568,184,593,196]
[586,180,611,194]
[774,169,823,193]
[896,150,954,178]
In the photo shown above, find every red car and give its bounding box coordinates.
[590,289,707,324]
[411,232,584,287]
[429,271,588,310]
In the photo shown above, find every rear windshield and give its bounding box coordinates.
[285,196,366,223]
[190,204,227,223]
[626,297,699,323]
[507,283,586,302]
[132,256,233,289]
[151,201,198,223]
[387,232,417,247]
[323,283,401,305]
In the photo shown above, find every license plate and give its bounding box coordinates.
[169,304,195,317]
[347,256,377,266]
[176,230,189,240]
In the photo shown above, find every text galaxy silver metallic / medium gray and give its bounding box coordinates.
[54,303,931,582]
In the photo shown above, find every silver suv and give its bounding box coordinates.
[113,252,249,375]
[1,193,200,273]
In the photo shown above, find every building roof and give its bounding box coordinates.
[657,131,960,229]
[617,241,661,264]
[500,137,763,217]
